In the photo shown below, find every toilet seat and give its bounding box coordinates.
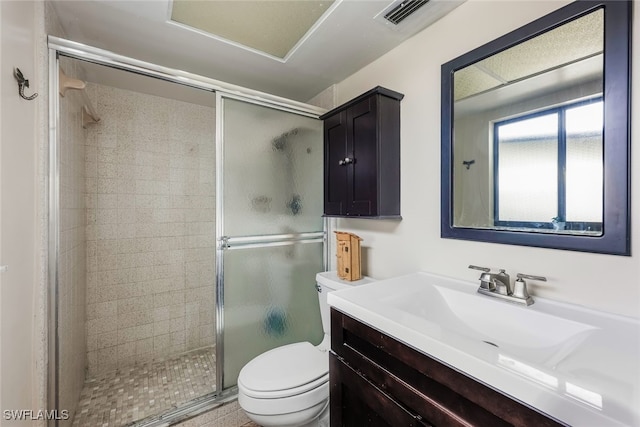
[238,342,328,399]
[237,273,374,426]
[239,381,329,417]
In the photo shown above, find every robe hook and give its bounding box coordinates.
[463,160,475,170]
[13,68,38,101]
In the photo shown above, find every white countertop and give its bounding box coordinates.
[328,272,640,427]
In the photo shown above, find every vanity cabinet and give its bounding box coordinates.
[320,87,403,219]
[330,309,566,427]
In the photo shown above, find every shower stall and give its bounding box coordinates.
[48,37,326,426]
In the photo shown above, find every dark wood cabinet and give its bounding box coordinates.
[330,309,567,427]
[320,87,403,219]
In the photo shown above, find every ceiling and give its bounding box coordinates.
[454,8,603,116]
[454,8,603,102]
[50,0,464,102]
[171,0,334,59]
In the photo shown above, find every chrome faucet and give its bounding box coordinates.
[468,265,546,306]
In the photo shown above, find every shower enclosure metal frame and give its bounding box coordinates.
[47,36,329,426]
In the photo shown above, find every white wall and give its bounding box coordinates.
[330,0,640,317]
[0,0,40,423]
[56,57,87,425]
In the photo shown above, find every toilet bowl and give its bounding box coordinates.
[237,271,374,427]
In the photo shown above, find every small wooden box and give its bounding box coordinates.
[335,231,362,281]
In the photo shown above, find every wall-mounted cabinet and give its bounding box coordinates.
[321,87,403,219]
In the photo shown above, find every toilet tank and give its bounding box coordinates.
[316,271,375,336]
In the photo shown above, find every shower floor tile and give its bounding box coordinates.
[72,347,216,427]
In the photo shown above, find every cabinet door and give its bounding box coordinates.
[331,309,566,427]
[330,353,428,427]
[347,96,378,216]
[324,111,348,215]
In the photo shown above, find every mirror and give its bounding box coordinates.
[441,0,631,255]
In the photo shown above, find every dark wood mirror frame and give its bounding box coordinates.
[441,0,631,255]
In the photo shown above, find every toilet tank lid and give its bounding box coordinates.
[315,271,375,290]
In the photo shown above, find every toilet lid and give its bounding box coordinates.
[238,342,328,395]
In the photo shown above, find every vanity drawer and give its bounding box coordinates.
[330,308,566,427]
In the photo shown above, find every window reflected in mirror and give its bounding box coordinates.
[494,98,603,234]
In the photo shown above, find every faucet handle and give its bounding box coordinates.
[468,265,491,273]
[516,273,547,282]
[469,265,495,291]
[513,273,546,305]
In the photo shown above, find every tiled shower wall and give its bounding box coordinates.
[58,58,88,425]
[84,83,216,375]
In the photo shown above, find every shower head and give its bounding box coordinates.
[272,128,299,151]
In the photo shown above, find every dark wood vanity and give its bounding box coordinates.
[330,309,566,427]
[320,87,403,219]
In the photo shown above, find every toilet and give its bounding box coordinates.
[237,271,374,427]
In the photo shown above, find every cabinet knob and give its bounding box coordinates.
[338,157,354,166]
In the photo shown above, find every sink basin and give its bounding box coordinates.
[327,271,640,427]
[381,280,597,366]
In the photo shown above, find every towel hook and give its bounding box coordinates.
[13,68,38,101]
[462,159,475,170]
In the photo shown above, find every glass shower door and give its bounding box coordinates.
[217,96,324,388]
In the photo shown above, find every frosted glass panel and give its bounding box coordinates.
[566,102,603,224]
[497,114,558,222]
[222,242,324,388]
[223,98,323,236]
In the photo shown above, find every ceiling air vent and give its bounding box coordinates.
[384,0,430,25]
